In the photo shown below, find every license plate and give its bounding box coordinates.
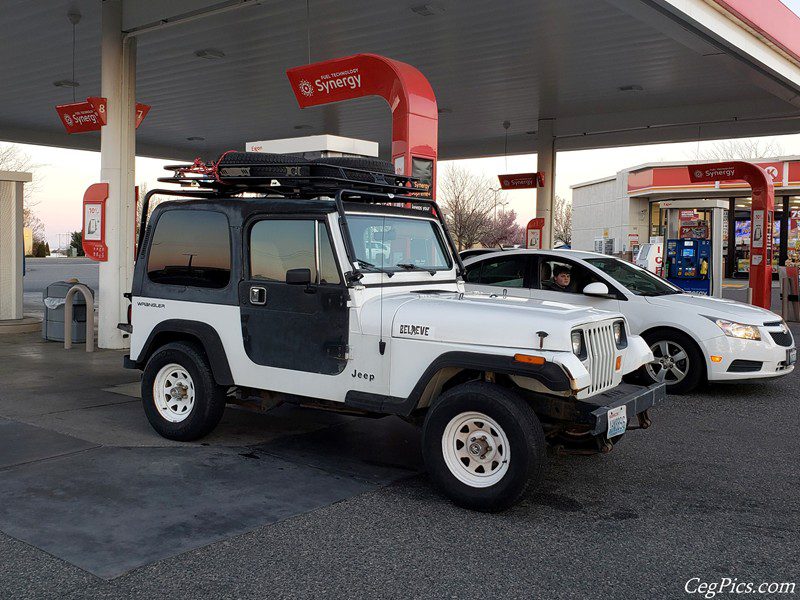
[607,405,627,439]
[787,348,797,365]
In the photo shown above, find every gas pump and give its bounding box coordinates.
[658,199,727,297]
[666,239,711,294]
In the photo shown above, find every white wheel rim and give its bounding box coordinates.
[153,363,196,423]
[441,411,511,488]
[646,340,690,384]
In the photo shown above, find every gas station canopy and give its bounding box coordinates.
[2,0,800,161]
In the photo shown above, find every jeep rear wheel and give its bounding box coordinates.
[142,342,227,441]
[422,382,546,512]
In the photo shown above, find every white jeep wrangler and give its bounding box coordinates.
[122,153,664,511]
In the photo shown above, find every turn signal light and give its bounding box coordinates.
[615,356,622,371]
[514,354,546,365]
[710,355,723,363]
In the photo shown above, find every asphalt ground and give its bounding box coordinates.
[0,329,798,599]
[3,259,796,599]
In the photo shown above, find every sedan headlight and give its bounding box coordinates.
[706,317,761,340]
[571,330,587,360]
[613,320,628,349]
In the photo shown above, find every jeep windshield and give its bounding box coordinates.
[346,213,453,272]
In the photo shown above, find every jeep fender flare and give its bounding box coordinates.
[128,319,234,386]
[344,351,571,417]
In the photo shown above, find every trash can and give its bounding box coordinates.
[42,281,94,343]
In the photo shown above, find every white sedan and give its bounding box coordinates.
[462,249,796,393]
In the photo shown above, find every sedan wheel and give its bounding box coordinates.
[646,340,689,384]
[641,330,704,394]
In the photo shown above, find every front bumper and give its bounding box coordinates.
[704,334,795,381]
[583,382,666,437]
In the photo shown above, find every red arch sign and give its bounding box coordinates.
[688,162,774,309]
[286,53,438,196]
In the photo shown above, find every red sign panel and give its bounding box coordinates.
[498,172,545,190]
[135,103,151,128]
[55,97,150,133]
[82,183,109,262]
[56,97,106,133]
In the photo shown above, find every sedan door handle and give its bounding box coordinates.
[249,286,267,305]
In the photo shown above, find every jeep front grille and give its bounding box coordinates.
[583,321,617,395]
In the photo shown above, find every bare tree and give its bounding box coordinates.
[552,195,572,247]
[438,164,500,250]
[0,144,45,242]
[689,138,784,161]
[480,209,525,248]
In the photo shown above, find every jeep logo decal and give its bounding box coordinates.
[351,369,375,382]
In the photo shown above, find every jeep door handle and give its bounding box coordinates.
[249,286,267,305]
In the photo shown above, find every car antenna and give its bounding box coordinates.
[378,215,387,355]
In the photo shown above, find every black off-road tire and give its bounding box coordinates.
[422,381,546,512]
[312,156,395,174]
[141,342,227,441]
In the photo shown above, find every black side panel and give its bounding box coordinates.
[239,282,349,375]
[134,319,233,385]
[344,351,572,417]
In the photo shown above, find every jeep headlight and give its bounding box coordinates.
[571,330,587,360]
[613,320,627,349]
[706,317,761,340]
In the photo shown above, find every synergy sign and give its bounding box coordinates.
[55,97,151,134]
[287,60,368,108]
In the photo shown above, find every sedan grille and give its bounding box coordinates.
[583,321,617,395]
[769,330,793,347]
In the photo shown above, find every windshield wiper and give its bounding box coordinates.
[356,259,394,278]
[396,263,436,276]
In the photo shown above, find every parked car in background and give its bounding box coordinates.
[463,249,796,393]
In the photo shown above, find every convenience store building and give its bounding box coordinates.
[571,158,800,278]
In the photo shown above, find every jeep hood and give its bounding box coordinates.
[383,291,622,351]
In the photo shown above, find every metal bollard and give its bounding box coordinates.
[64,284,95,352]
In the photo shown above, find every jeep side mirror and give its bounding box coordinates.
[286,268,312,285]
[583,282,610,297]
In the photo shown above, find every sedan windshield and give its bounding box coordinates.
[585,257,681,296]
[346,213,453,272]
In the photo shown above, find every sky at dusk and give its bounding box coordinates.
[11,132,800,250]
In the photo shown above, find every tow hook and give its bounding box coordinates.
[631,409,651,430]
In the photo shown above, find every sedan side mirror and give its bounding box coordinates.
[286,268,312,285]
[583,282,610,297]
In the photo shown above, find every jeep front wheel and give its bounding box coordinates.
[142,342,227,441]
[422,381,546,512]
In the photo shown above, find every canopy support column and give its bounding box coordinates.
[98,0,136,349]
[536,118,556,249]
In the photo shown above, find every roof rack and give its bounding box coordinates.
[137,152,465,276]
[157,151,432,198]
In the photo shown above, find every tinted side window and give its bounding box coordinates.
[147,210,231,288]
[251,220,316,282]
[473,256,527,287]
[318,223,341,285]
[249,220,342,285]
[463,262,483,283]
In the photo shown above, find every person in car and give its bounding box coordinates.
[543,264,574,292]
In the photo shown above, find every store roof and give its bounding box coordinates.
[2,0,800,160]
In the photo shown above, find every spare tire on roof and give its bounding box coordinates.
[312,156,395,174]
[218,152,310,165]
[216,151,311,179]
